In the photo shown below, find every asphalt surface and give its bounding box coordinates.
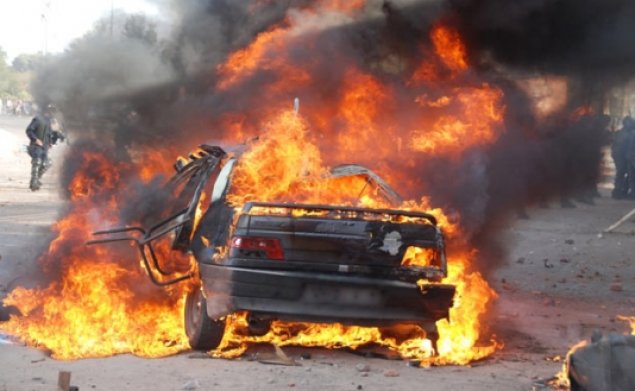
[0,114,633,390]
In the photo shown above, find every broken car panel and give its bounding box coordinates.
[90,144,456,351]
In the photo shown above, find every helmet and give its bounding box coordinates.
[43,103,57,114]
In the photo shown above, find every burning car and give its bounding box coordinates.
[90,143,456,352]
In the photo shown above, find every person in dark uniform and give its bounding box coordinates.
[25,104,65,191]
[626,121,635,199]
[611,116,635,199]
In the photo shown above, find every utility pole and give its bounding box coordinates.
[42,1,51,55]
[110,0,114,38]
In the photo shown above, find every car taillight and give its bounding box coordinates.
[231,237,285,260]
[401,246,437,267]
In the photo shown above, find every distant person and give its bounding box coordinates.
[13,100,22,115]
[5,99,13,115]
[627,122,635,200]
[611,116,635,199]
[573,114,612,204]
[25,104,65,191]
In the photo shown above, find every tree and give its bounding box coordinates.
[0,47,7,66]
[11,53,48,72]
[0,46,14,97]
[0,46,33,99]
[87,11,158,48]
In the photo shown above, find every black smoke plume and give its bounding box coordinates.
[29,0,631,277]
[450,0,635,84]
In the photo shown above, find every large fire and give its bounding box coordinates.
[1,152,190,359]
[2,1,503,364]
[220,110,500,365]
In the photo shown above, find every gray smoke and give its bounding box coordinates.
[34,11,173,110]
[31,0,630,277]
[165,0,314,74]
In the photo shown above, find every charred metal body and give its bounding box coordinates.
[197,201,454,334]
[201,265,454,327]
[89,144,457,351]
[87,145,226,286]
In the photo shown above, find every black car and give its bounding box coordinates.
[91,145,456,351]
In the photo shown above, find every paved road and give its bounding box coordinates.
[0,114,633,390]
[0,115,66,291]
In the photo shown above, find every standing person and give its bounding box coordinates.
[573,114,612,204]
[25,104,65,191]
[611,116,635,199]
[626,123,635,199]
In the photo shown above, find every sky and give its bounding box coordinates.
[0,0,159,62]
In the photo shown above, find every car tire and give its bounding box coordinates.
[184,287,225,350]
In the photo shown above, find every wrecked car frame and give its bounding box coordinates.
[89,144,456,351]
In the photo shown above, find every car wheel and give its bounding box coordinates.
[184,287,225,350]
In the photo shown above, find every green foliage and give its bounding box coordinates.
[0,46,33,100]
[88,11,159,46]
[12,53,48,73]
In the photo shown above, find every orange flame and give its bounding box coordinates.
[0,151,191,359]
[1,11,504,365]
[616,315,635,335]
[411,24,468,84]
[321,0,366,12]
[211,251,499,366]
[217,24,310,92]
[431,24,469,73]
[217,110,500,365]
[401,246,436,267]
[569,105,594,121]
[2,263,189,359]
[434,252,500,364]
[411,86,504,154]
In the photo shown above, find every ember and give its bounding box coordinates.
[617,315,635,334]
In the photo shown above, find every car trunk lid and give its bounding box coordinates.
[228,202,445,279]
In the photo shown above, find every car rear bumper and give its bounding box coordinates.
[199,263,455,327]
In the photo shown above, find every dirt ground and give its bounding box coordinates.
[0,114,633,391]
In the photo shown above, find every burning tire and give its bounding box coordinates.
[184,287,225,350]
